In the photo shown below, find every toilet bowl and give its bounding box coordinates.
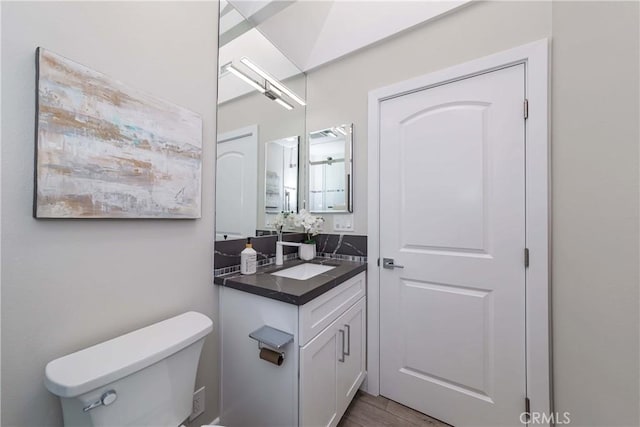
[45,311,213,427]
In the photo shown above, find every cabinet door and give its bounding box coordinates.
[300,321,340,427]
[337,297,366,417]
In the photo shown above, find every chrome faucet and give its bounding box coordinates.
[276,241,301,265]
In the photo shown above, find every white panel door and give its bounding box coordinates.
[216,126,257,240]
[379,65,526,426]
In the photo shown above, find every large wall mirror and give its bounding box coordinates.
[215,1,306,241]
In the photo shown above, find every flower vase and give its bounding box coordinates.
[299,243,316,261]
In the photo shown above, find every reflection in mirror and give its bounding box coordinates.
[216,126,257,241]
[265,136,299,214]
[308,124,353,213]
[216,1,306,241]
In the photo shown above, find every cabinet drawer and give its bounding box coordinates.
[299,271,365,346]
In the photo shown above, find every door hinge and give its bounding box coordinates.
[524,99,529,120]
[524,397,531,422]
[377,258,380,267]
[524,248,530,268]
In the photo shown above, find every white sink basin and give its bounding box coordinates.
[271,263,336,280]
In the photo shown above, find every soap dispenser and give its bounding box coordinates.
[240,237,257,275]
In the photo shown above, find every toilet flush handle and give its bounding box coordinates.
[83,390,117,412]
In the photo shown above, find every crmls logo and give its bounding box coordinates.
[520,412,571,424]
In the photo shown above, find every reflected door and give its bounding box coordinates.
[265,136,299,214]
[379,65,526,426]
[216,126,257,241]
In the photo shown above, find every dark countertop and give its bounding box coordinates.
[214,258,367,305]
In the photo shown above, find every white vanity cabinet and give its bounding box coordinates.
[219,270,366,427]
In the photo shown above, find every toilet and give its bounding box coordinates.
[45,311,213,427]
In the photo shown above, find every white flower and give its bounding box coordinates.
[272,211,291,231]
[290,209,324,242]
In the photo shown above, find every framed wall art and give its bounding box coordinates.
[34,47,203,218]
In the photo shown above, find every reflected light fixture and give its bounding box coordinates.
[240,57,306,106]
[264,82,292,110]
[225,63,266,93]
[222,61,296,111]
[275,98,294,110]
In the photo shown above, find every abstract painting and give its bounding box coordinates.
[34,48,203,218]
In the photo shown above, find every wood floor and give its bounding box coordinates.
[338,391,451,427]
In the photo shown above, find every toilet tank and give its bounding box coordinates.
[45,312,213,427]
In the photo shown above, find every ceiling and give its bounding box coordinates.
[251,0,472,72]
[219,0,472,102]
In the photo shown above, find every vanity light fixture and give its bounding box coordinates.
[240,57,307,106]
[334,127,347,136]
[225,63,266,93]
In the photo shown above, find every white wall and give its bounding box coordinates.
[551,2,639,425]
[1,2,219,426]
[305,1,639,425]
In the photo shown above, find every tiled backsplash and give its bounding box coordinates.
[214,233,368,276]
[315,234,367,257]
[316,252,367,263]
[214,252,299,277]
[214,233,305,269]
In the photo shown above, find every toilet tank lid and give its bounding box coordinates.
[44,311,213,398]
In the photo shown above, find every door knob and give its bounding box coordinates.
[383,258,404,269]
